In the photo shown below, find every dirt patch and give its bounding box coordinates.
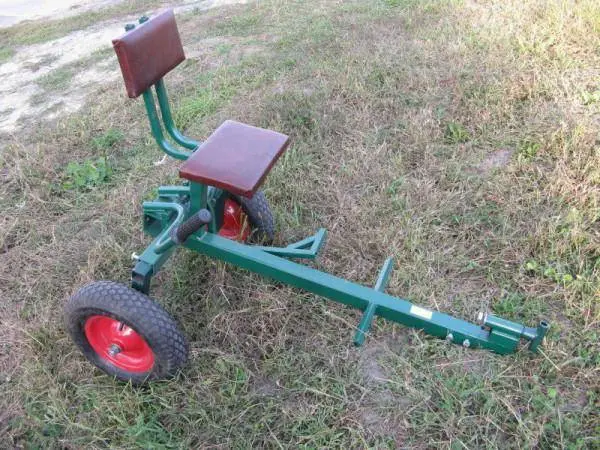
[356,341,409,442]
[475,149,513,174]
[251,375,281,396]
[0,0,249,133]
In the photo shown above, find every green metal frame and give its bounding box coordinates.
[131,76,549,355]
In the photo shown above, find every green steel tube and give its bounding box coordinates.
[374,257,394,292]
[353,257,395,346]
[481,313,549,352]
[142,201,186,254]
[186,232,529,354]
[482,314,526,337]
[256,229,327,259]
[158,185,191,197]
[528,320,550,352]
[136,195,547,354]
[354,302,378,346]
[142,90,192,161]
[154,80,199,150]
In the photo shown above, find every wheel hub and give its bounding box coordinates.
[84,315,154,373]
[218,198,250,241]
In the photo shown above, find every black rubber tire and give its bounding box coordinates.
[64,281,188,384]
[234,190,275,243]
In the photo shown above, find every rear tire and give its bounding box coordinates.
[64,281,187,384]
[235,190,275,243]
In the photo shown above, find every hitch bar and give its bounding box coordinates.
[185,231,549,355]
[133,199,549,355]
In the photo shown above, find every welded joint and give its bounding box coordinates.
[374,257,394,292]
[353,302,378,347]
[257,229,328,259]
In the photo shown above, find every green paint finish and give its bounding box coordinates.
[132,189,547,355]
[258,247,319,259]
[189,182,208,215]
[142,90,191,161]
[182,232,544,354]
[481,313,549,351]
[154,80,199,150]
[158,185,191,197]
[142,201,185,254]
[256,228,327,259]
[122,18,549,357]
[529,321,550,352]
[374,257,394,292]
[353,257,394,346]
[131,260,152,293]
[354,302,377,346]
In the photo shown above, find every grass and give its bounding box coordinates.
[0,47,15,64]
[36,67,75,91]
[1,0,599,448]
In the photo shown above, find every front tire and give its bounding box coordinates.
[64,281,188,384]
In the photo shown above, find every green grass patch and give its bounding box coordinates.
[214,12,263,36]
[36,67,75,91]
[175,83,232,130]
[0,46,15,64]
[444,121,471,143]
[92,129,124,150]
[61,157,112,191]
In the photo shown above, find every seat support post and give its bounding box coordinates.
[154,79,199,150]
[142,89,192,161]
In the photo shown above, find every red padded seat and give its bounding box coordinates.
[179,120,289,198]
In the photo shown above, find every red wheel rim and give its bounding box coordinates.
[218,198,251,241]
[84,315,154,373]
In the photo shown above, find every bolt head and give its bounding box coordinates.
[462,339,471,348]
[108,344,122,357]
[446,333,454,342]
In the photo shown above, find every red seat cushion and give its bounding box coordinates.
[112,9,185,98]
[179,120,290,198]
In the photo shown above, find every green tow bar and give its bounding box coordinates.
[187,231,549,354]
[133,196,549,355]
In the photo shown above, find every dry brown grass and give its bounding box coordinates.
[0,0,598,447]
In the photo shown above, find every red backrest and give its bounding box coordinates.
[112,9,185,98]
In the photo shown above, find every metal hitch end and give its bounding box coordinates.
[528,320,550,352]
